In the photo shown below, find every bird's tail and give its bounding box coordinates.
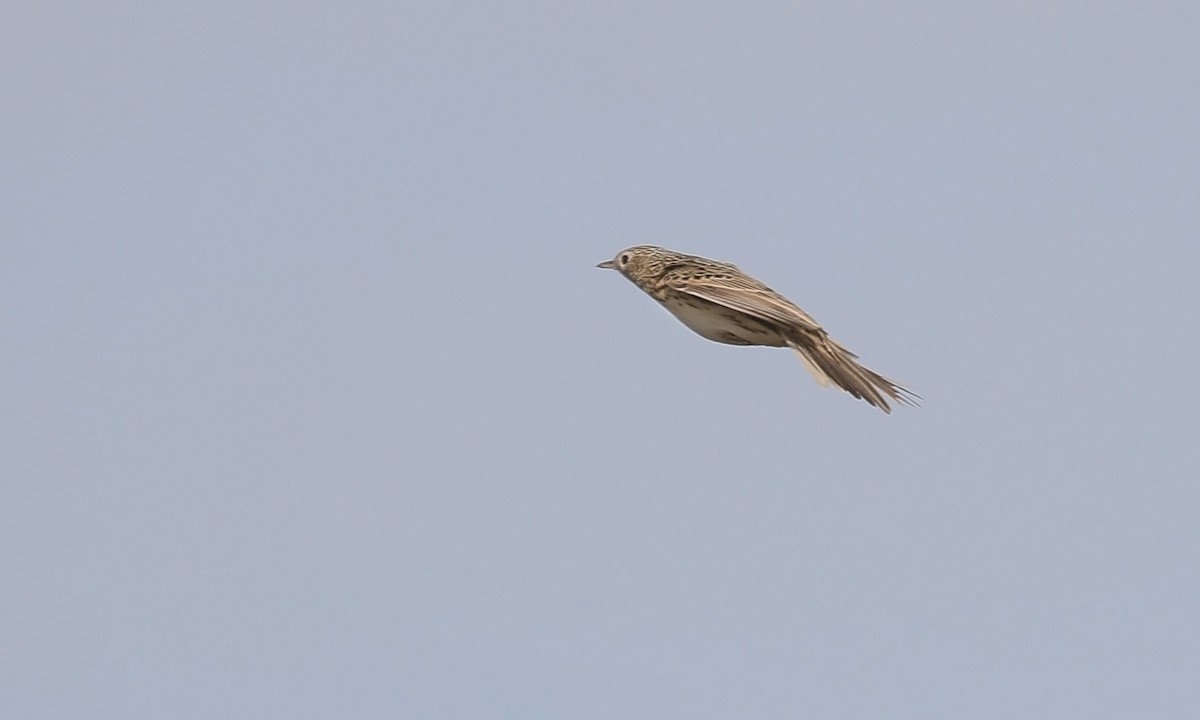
[788,335,920,414]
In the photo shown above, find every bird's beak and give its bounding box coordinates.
[596,260,616,270]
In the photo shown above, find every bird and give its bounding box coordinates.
[596,245,919,413]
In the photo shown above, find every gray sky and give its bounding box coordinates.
[4,2,1199,718]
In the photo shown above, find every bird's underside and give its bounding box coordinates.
[658,289,917,413]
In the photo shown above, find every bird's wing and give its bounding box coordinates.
[666,273,826,334]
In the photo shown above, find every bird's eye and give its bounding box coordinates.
[619,254,630,266]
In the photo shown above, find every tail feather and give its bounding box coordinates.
[787,334,919,414]
[791,347,832,387]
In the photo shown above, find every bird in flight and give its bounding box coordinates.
[597,245,919,413]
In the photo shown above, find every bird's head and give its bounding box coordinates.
[595,245,669,282]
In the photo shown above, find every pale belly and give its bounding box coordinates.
[659,295,787,347]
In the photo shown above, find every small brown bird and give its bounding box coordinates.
[597,245,919,413]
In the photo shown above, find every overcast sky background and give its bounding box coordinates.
[4,2,1199,718]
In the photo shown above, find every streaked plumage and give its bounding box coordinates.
[597,245,919,413]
